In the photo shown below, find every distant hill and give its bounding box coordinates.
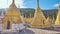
[42,9,58,19]
[19,8,58,19]
[0,8,58,19]
[19,8,35,18]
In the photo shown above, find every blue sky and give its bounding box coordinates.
[0,0,60,10]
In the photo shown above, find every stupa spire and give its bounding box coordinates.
[12,0,15,4]
[37,0,39,8]
[9,0,17,9]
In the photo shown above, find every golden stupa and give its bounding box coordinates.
[3,0,22,29]
[23,13,33,24]
[31,0,46,28]
[55,4,60,27]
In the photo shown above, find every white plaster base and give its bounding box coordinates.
[0,24,3,31]
[0,23,25,32]
[12,24,25,31]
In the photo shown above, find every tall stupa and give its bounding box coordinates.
[55,4,60,27]
[3,0,23,29]
[31,0,46,28]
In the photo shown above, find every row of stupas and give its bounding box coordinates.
[0,0,60,30]
[23,0,60,28]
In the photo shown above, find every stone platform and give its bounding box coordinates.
[0,28,60,34]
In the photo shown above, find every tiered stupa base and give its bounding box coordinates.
[30,24,51,28]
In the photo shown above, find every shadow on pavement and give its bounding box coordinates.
[20,29,35,34]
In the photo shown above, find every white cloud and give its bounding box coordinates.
[0,0,27,9]
[0,0,8,8]
[15,0,27,8]
[53,4,58,7]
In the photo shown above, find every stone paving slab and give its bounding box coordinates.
[29,28,60,34]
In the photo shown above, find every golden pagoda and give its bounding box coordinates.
[31,0,46,28]
[3,0,23,29]
[55,4,60,27]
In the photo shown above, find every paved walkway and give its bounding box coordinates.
[1,28,60,34]
[29,28,60,34]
